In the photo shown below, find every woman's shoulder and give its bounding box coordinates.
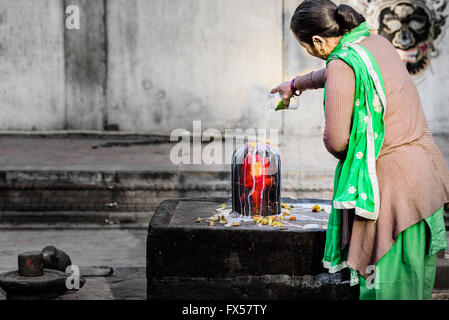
[363,33,398,52]
[362,33,409,75]
[326,59,355,81]
[327,58,352,69]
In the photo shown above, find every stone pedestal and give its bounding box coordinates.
[146,197,358,300]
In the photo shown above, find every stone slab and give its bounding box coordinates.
[80,266,114,277]
[55,267,146,300]
[147,198,331,278]
[146,197,360,300]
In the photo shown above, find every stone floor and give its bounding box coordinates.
[54,267,146,300]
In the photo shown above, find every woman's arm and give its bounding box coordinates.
[270,68,327,106]
[323,60,355,160]
[294,68,327,91]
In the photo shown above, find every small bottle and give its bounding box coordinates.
[267,92,299,111]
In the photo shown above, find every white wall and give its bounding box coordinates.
[0,0,65,130]
[106,0,283,133]
[0,0,447,135]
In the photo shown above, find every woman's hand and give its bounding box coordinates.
[270,81,294,107]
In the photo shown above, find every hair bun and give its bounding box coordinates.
[335,4,365,34]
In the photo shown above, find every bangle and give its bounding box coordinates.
[290,78,300,96]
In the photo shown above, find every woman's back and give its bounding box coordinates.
[360,34,432,153]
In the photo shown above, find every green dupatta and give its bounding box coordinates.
[322,22,386,273]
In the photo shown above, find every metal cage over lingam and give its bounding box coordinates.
[231,143,281,216]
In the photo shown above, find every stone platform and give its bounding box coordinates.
[147,197,359,300]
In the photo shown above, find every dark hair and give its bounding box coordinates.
[290,0,366,45]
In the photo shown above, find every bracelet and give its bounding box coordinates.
[290,78,300,96]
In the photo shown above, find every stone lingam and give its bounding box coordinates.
[0,247,85,300]
[146,143,358,300]
[232,143,281,217]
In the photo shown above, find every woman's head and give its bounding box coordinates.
[290,0,365,59]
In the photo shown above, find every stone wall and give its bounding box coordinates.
[0,0,65,131]
[0,0,447,134]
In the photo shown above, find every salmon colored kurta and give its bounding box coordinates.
[295,33,449,277]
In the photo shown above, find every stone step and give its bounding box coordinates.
[0,211,150,225]
[0,169,334,213]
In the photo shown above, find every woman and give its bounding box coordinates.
[271,0,449,300]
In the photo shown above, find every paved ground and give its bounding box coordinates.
[56,267,146,300]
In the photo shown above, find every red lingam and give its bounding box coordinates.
[232,143,281,216]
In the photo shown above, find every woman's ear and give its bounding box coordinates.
[311,35,326,52]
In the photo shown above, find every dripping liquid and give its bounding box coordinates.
[231,113,281,216]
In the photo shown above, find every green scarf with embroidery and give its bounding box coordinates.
[322,22,386,273]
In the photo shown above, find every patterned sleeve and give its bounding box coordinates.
[323,59,355,160]
[294,68,327,91]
